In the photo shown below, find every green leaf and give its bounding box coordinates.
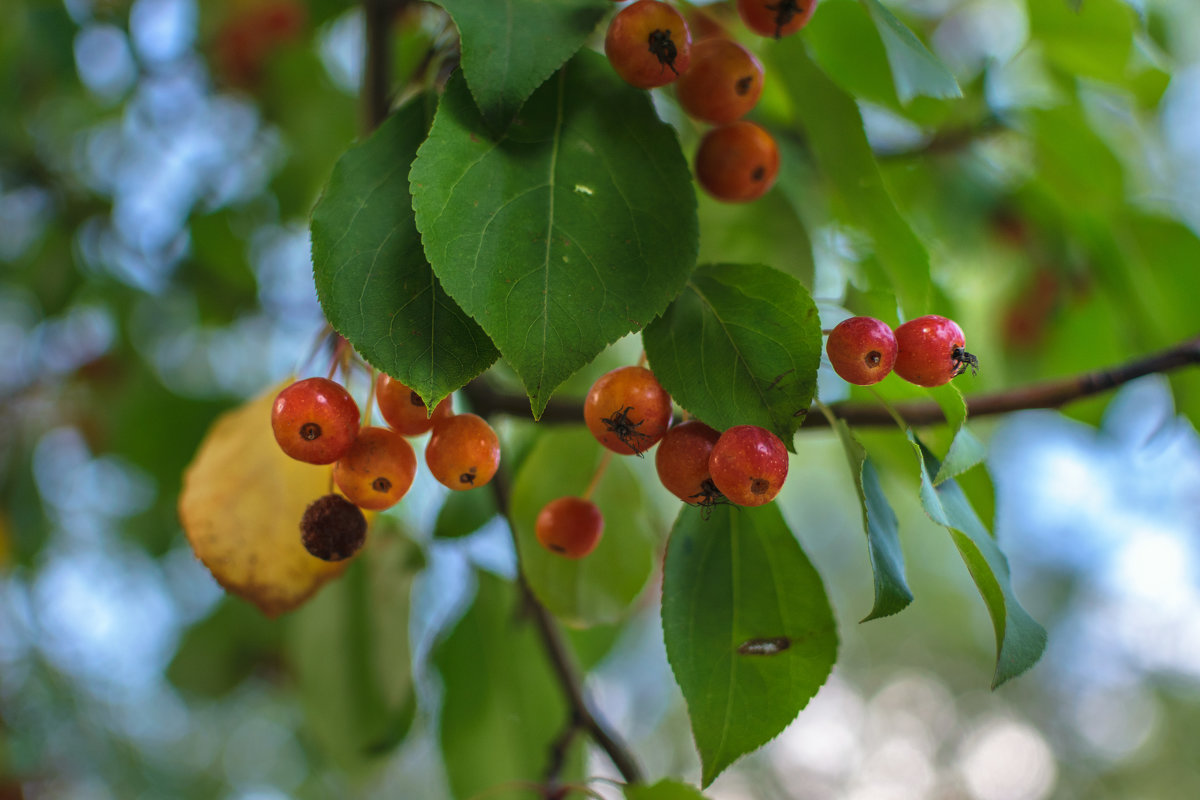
[432,0,609,131]
[437,571,581,799]
[642,263,822,448]
[311,95,499,409]
[909,434,1047,687]
[287,528,424,769]
[433,483,498,539]
[662,503,838,786]
[411,53,699,417]
[511,428,657,626]
[859,0,962,103]
[806,0,899,108]
[625,778,711,800]
[927,383,987,484]
[167,597,283,697]
[766,42,930,318]
[830,418,912,621]
[1029,0,1135,84]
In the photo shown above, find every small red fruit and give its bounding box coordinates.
[655,420,724,506]
[694,121,780,203]
[737,0,817,39]
[271,377,360,465]
[425,413,501,491]
[333,426,417,511]
[893,315,979,388]
[826,316,898,386]
[605,0,692,89]
[675,38,764,125]
[708,425,788,506]
[584,366,673,456]
[375,374,453,436]
[536,496,604,559]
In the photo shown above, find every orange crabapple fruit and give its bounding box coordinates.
[605,0,692,89]
[694,121,780,203]
[536,496,605,559]
[675,38,764,125]
[375,374,453,436]
[424,413,501,491]
[737,0,818,40]
[271,377,360,465]
[584,365,673,456]
[332,426,417,511]
[655,420,725,507]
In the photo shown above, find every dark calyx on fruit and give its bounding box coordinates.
[300,493,367,562]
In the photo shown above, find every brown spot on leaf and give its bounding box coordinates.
[737,637,791,655]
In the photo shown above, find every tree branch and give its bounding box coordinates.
[464,334,1200,429]
[475,452,644,787]
[362,0,403,131]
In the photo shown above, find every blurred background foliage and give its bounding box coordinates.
[2,0,1200,798]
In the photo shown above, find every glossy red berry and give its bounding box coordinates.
[695,121,780,203]
[893,315,979,387]
[655,420,724,506]
[271,377,360,465]
[300,493,367,561]
[584,366,673,456]
[826,316,898,386]
[737,0,818,39]
[709,425,788,506]
[375,374,453,436]
[536,496,604,559]
[605,0,692,89]
[675,38,764,125]
[425,413,501,491]
[332,426,417,511]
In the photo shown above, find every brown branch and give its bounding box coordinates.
[464,334,1200,429]
[363,0,405,131]
[479,455,644,786]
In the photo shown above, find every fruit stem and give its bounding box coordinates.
[362,367,377,427]
[636,351,648,368]
[582,451,613,502]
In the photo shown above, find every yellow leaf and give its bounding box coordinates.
[179,383,358,617]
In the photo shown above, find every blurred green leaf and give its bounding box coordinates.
[510,428,657,626]
[625,778,711,800]
[767,41,931,318]
[860,0,961,103]
[288,527,423,770]
[411,53,698,417]
[1029,0,1136,83]
[436,571,582,799]
[311,94,499,409]
[927,383,987,484]
[806,0,899,108]
[167,598,283,697]
[643,263,822,448]
[434,483,499,539]
[910,434,1047,687]
[830,418,912,621]
[662,503,838,787]
[432,0,609,130]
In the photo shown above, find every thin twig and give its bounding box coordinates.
[464,334,1200,430]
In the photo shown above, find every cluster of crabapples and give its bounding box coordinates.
[536,365,789,560]
[270,375,499,561]
[605,0,818,203]
[826,314,979,387]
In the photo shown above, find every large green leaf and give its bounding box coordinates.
[311,96,498,409]
[927,383,987,485]
[662,504,838,786]
[287,528,424,770]
[860,0,961,103]
[436,571,581,799]
[625,779,711,800]
[433,483,498,539]
[767,42,931,318]
[411,53,699,417]
[642,263,821,448]
[432,0,610,131]
[511,428,658,626]
[1028,0,1135,84]
[910,434,1047,687]
[830,418,912,621]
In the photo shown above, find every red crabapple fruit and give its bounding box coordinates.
[675,38,764,125]
[655,420,725,507]
[536,496,604,559]
[271,377,360,465]
[708,424,788,506]
[826,316,898,386]
[605,0,692,89]
[375,374,453,436]
[893,315,978,387]
[737,0,817,39]
[694,121,780,203]
[584,366,673,456]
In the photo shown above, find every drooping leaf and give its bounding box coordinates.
[806,0,900,108]
[625,778,711,800]
[511,428,657,626]
[311,95,498,409]
[662,503,838,786]
[436,571,582,799]
[767,42,931,319]
[433,483,498,538]
[288,525,424,769]
[432,0,610,131]
[859,0,962,103]
[830,418,912,621]
[642,263,822,448]
[910,433,1047,687]
[411,53,699,417]
[927,383,987,484]
[178,384,349,617]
